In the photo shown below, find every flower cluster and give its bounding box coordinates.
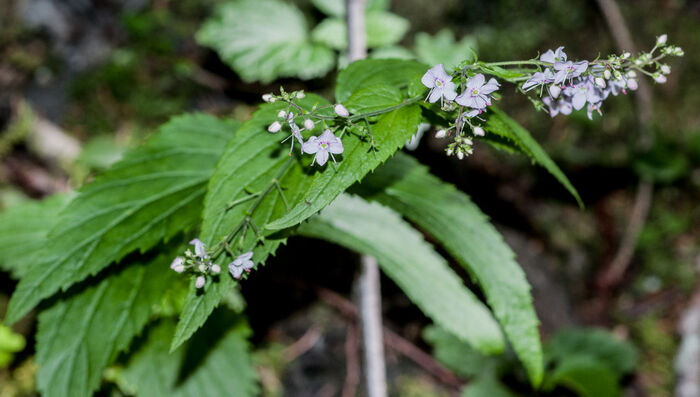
[170,239,255,288]
[421,34,682,160]
[263,88,347,167]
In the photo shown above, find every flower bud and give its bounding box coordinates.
[456,150,464,160]
[657,34,667,45]
[278,110,287,118]
[170,257,185,273]
[198,264,207,272]
[613,70,622,79]
[674,47,684,56]
[473,126,485,136]
[549,84,561,98]
[595,77,606,88]
[304,119,315,130]
[627,79,638,90]
[603,69,612,80]
[211,264,221,274]
[267,121,282,133]
[660,65,671,75]
[626,71,637,78]
[435,129,447,138]
[446,148,454,156]
[654,74,667,84]
[296,91,305,99]
[195,275,206,289]
[621,52,631,59]
[334,104,349,117]
[262,94,273,103]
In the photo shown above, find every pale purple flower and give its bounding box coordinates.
[268,121,282,133]
[626,79,638,90]
[195,275,206,289]
[171,257,185,273]
[563,80,600,111]
[549,84,562,98]
[542,96,572,117]
[421,64,458,104]
[229,251,254,279]
[522,69,555,91]
[587,102,602,120]
[190,239,208,259]
[540,47,567,63]
[334,104,349,117]
[553,61,588,84]
[657,34,667,45]
[455,74,500,109]
[282,112,304,152]
[302,129,343,166]
[654,74,667,84]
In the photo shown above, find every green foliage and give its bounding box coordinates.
[546,328,638,376]
[356,153,543,386]
[196,0,335,83]
[545,356,620,397]
[118,314,258,397]
[311,12,409,50]
[462,378,518,397]
[335,59,427,103]
[298,194,505,354]
[311,0,390,17]
[0,194,72,279]
[485,107,582,207]
[5,114,239,325]
[35,252,185,397]
[266,104,422,230]
[344,83,402,113]
[0,325,26,367]
[423,325,502,379]
[414,29,477,72]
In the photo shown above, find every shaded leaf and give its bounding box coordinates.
[546,328,638,376]
[343,83,402,114]
[414,29,477,72]
[335,59,427,103]
[545,356,621,397]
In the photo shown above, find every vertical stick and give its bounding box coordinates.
[347,1,387,396]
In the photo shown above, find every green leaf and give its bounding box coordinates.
[485,107,582,207]
[298,194,504,354]
[461,377,518,397]
[120,315,258,397]
[35,252,185,397]
[172,94,333,351]
[370,45,415,60]
[266,104,422,230]
[197,0,335,83]
[5,114,239,325]
[310,12,409,50]
[423,325,501,379]
[414,29,477,72]
[335,59,427,103]
[546,328,638,376]
[311,0,389,17]
[545,356,621,397]
[0,194,72,279]
[344,83,402,114]
[354,153,543,386]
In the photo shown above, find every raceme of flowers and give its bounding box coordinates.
[170,239,254,288]
[422,34,682,160]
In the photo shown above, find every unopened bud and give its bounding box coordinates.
[675,47,684,56]
[654,74,667,84]
[195,276,206,289]
[657,34,667,45]
[621,52,631,59]
[456,150,464,160]
[660,65,671,75]
[262,94,274,103]
[296,91,305,99]
[603,69,612,80]
[626,71,637,78]
[170,257,185,273]
[334,104,349,117]
[595,77,606,88]
[198,264,207,272]
[473,126,485,136]
[435,129,447,138]
[613,70,622,79]
[627,79,638,90]
[267,121,282,133]
[278,110,287,118]
[446,148,454,156]
[211,264,221,274]
[304,119,315,130]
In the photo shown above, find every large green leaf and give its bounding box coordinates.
[546,328,638,376]
[298,194,504,354]
[461,377,518,397]
[35,252,185,397]
[171,94,333,351]
[335,59,427,103]
[266,104,422,230]
[423,325,501,379]
[5,114,239,325]
[343,83,402,114]
[197,0,335,83]
[354,153,544,386]
[119,315,258,397]
[311,0,389,17]
[414,29,477,72]
[311,12,408,50]
[545,356,621,397]
[0,194,72,279]
[485,107,582,207]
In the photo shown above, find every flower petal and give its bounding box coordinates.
[329,138,344,154]
[315,150,329,166]
[466,73,485,90]
[302,136,319,154]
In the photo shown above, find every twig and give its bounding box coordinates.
[342,323,361,397]
[595,0,654,289]
[282,326,322,362]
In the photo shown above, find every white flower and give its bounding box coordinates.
[334,104,349,117]
[595,77,606,88]
[278,110,287,118]
[211,264,221,274]
[262,94,274,103]
[657,34,667,45]
[190,239,208,259]
[435,129,447,138]
[296,91,305,99]
[304,119,315,130]
[473,126,485,136]
[268,121,282,133]
[660,65,671,75]
[195,275,206,289]
[421,64,458,104]
[229,251,254,279]
[170,257,185,273]
[302,129,344,166]
[654,74,667,84]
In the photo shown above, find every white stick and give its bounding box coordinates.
[346,1,387,396]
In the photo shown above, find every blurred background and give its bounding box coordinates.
[0,0,698,396]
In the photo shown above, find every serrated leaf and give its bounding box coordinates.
[298,194,504,354]
[414,29,477,72]
[310,12,408,50]
[35,252,184,397]
[423,325,501,379]
[311,18,346,50]
[344,83,402,114]
[120,314,258,397]
[0,194,72,279]
[546,328,638,376]
[354,153,544,386]
[197,0,335,83]
[485,107,582,207]
[266,104,422,230]
[545,356,621,397]
[172,94,333,351]
[5,114,239,325]
[311,0,389,17]
[335,59,427,103]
